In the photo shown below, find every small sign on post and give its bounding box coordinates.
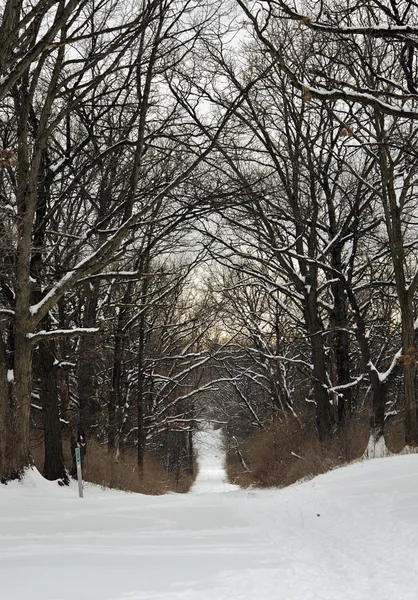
[75,445,84,498]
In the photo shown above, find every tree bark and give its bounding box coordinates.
[77,282,100,430]
[137,308,146,476]
[330,275,353,423]
[345,285,386,437]
[304,281,333,440]
[375,116,418,444]
[38,339,67,481]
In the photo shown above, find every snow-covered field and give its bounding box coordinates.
[2,431,418,600]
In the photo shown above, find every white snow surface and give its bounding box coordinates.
[2,443,418,599]
[191,427,238,494]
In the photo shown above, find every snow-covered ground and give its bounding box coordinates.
[191,427,238,494]
[2,433,418,600]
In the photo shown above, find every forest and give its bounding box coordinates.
[1,0,418,490]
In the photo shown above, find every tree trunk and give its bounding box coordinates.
[38,339,67,481]
[108,283,134,453]
[304,283,333,440]
[375,116,418,445]
[78,282,100,430]
[330,260,353,423]
[108,322,123,453]
[0,336,13,481]
[370,370,386,437]
[400,296,418,445]
[137,310,146,476]
[0,329,33,481]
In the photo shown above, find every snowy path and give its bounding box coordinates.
[2,449,418,599]
[191,427,238,494]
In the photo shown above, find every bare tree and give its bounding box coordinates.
[0,0,243,481]
[228,0,418,445]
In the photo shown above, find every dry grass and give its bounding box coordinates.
[31,435,195,494]
[83,440,195,494]
[226,414,370,489]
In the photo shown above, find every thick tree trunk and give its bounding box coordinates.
[323,167,354,423]
[370,370,386,437]
[375,117,418,445]
[330,259,353,423]
[0,73,46,481]
[38,340,67,481]
[187,429,194,476]
[108,284,133,453]
[0,337,12,480]
[344,283,387,437]
[304,283,333,441]
[0,329,33,481]
[400,297,418,445]
[137,311,146,477]
[56,338,72,426]
[404,363,418,445]
[78,282,100,430]
[272,313,292,412]
[136,258,150,476]
[108,325,123,453]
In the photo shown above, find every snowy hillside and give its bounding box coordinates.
[2,445,418,599]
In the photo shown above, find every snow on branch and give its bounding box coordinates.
[260,351,311,368]
[328,374,364,393]
[27,86,245,326]
[78,271,162,282]
[368,348,403,383]
[267,1,418,36]
[27,327,101,345]
[237,1,418,119]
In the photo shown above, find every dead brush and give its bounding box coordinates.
[81,440,195,494]
[31,435,194,494]
[226,412,370,489]
[384,412,406,454]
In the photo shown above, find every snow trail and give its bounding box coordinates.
[191,426,238,494]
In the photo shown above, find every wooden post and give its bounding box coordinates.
[75,445,83,498]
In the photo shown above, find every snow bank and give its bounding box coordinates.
[2,449,418,599]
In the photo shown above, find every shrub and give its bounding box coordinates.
[30,434,195,494]
[226,412,369,488]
